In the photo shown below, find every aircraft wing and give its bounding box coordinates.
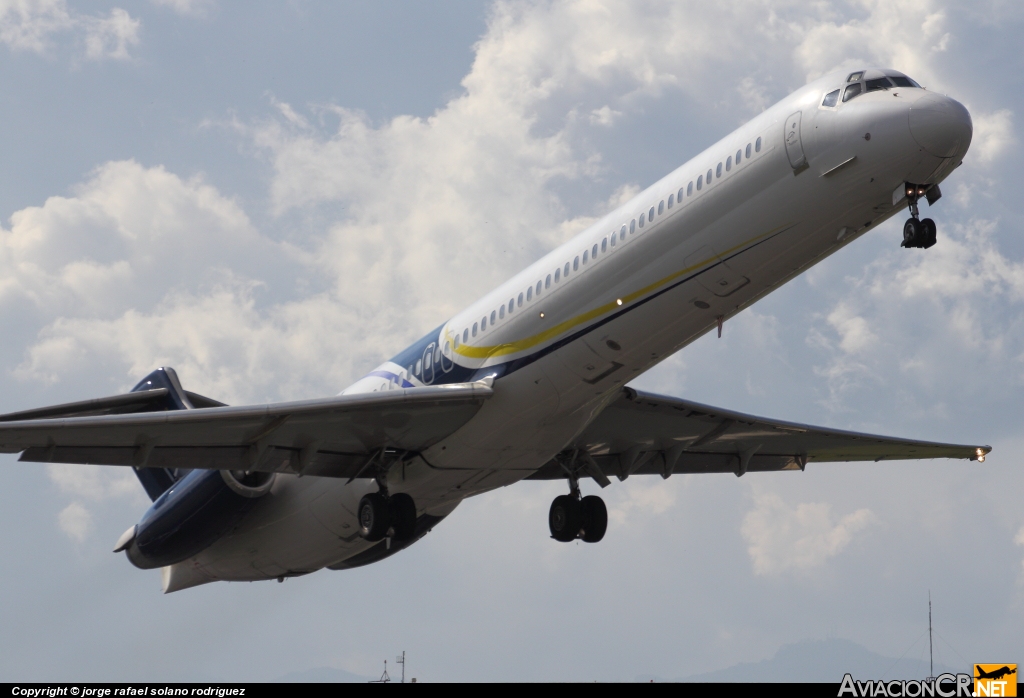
[0,382,493,479]
[528,387,990,483]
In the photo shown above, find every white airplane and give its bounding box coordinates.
[0,67,987,592]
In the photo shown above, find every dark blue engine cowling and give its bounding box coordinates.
[125,468,274,570]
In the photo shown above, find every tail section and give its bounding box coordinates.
[128,367,227,501]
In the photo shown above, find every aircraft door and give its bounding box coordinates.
[784,111,807,169]
[440,340,454,372]
[422,343,435,384]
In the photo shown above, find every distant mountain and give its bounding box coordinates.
[271,666,375,683]
[644,638,961,683]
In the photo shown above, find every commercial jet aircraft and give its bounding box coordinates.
[0,67,988,592]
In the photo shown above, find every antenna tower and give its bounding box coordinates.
[928,591,934,681]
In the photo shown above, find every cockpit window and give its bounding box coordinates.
[847,71,864,83]
[822,89,840,108]
[842,83,862,102]
[889,76,920,88]
[866,77,893,92]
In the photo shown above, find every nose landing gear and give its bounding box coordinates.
[901,183,939,249]
[548,455,608,543]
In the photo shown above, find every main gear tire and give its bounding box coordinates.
[389,493,417,542]
[358,492,391,542]
[549,495,582,542]
[580,495,608,543]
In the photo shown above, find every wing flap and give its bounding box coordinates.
[528,387,989,481]
[1,382,493,477]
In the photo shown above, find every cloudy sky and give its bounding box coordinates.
[1,0,1022,683]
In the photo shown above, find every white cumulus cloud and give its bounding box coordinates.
[57,501,93,542]
[0,0,139,60]
[741,492,877,576]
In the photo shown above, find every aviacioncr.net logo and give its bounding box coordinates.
[839,673,973,697]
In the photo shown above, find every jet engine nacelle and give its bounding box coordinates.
[120,468,275,570]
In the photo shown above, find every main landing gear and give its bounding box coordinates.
[358,492,416,542]
[901,183,938,249]
[548,464,607,543]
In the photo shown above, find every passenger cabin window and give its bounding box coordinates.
[554,268,560,282]
[755,137,762,152]
[687,182,693,196]
[648,206,655,221]
[638,213,645,228]
[736,149,742,163]
[658,201,664,215]
[706,168,713,183]
[508,299,514,313]
[601,238,607,252]
[726,156,732,171]
[667,194,674,208]
[629,219,636,233]
[453,336,459,349]
[592,243,598,257]
[472,322,478,336]
[499,305,505,319]
[518,292,524,307]
[536,280,542,295]
[866,77,893,92]
[527,287,532,301]
[620,224,627,239]
[716,162,722,178]
[490,310,496,324]
[463,329,469,342]
[573,256,579,270]
[583,249,589,264]
[745,143,752,158]
[843,83,862,102]
[822,89,840,107]
[563,262,569,276]
[545,274,551,288]
[610,232,616,247]
[678,187,684,201]
[415,359,422,375]
[697,175,703,191]
[481,316,487,330]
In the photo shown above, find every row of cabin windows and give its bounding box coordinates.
[450,135,763,352]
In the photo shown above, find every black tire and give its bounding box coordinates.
[549,494,582,542]
[903,218,921,247]
[358,492,391,541]
[389,493,417,541]
[921,218,937,248]
[580,495,608,543]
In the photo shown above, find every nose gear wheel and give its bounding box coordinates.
[901,183,938,249]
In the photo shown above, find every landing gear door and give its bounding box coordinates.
[784,111,806,169]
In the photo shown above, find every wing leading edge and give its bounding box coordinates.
[0,381,494,480]
[528,387,990,483]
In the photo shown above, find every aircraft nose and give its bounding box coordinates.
[908,92,972,159]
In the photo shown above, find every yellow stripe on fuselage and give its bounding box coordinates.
[450,222,792,361]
